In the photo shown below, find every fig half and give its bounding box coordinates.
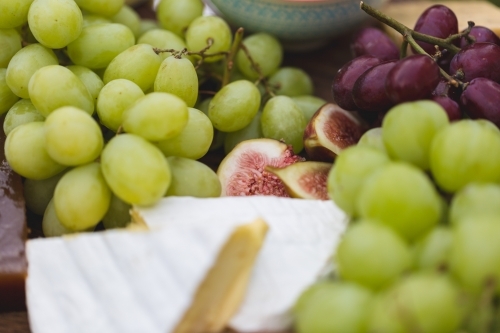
[217,138,305,197]
[303,103,366,162]
[266,161,332,200]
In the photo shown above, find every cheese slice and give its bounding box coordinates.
[26,218,267,333]
[133,196,348,332]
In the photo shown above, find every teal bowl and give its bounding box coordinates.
[204,0,389,51]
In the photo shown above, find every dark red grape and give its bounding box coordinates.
[449,43,500,82]
[432,96,462,121]
[385,54,441,104]
[352,60,397,112]
[413,5,459,55]
[332,55,382,111]
[460,26,500,48]
[350,27,399,61]
[432,79,461,101]
[460,77,500,126]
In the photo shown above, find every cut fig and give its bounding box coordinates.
[266,161,332,200]
[303,103,366,162]
[217,138,305,197]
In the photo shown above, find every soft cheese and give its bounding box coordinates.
[133,196,348,332]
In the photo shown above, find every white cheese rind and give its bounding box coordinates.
[136,196,348,332]
[26,223,236,333]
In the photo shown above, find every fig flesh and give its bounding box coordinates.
[303,103,366,162]
[266,161,332,200]
[217,138,305,197]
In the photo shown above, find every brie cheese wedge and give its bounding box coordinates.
[133,196,348,332]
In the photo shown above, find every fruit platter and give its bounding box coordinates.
[2,0,500,332]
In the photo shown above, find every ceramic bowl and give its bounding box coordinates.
[204,0,389,51]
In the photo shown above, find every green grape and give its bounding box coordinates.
[268,67,313,97]
[196,96,212,115]
[138,28,187,61]
[156,0,204,37]
[294,281,373,333]
[6,43,58,99]
[156,107,213,160]
[96,78,144,132]
[82,14,111,27]
[0,0,34,29]
[357,162,443,241]
[0,28,22,68]
[137,19,159,38]
[236,33,283,80]
[100,134,171,206]
[3,99,44,136]
[260,95,306,153]
[67,65,104,106]
[450,216,500,295]
[24,171,66,216]
[430,119,500,192]
[382,100,449,170]
[291,95,326,123]
[44,106,103,166]
[102,194,131,229]
[357,127,386,153]
[122,92,189,142]
[165,156,221,197]
[0,68,19,115]
[368,273,464,333]
[28,65,94,117]
[208,80,261,132]
[110,5,141,39]
[449,183,500,225]
[413,226,453,271]
[54,162,111,231]
[75,0,124,17]
[28,0,83,49]
[103,44,162,92]
[336,221,411,290]
[224,112,263,154]
[67,23,135,69]
[154,56,198,107]
[327,145,390,217]
[42,199,78,237]
[4,122,66,180]
[185,16,231,63]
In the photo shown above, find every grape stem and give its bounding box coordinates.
[222,27,245,87]
[239,43,276,98]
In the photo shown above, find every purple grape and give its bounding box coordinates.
[449,43,500,83]
[332,55,382,111]
[460,26,500,48]
[460,77,500,126]
[350,27,399,61]
[432,79,462,101]
[431,96,462,121]
[413,5,459,55]
[352,60,397,112]
[385,54,441,104]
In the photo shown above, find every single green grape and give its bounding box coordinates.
[28,65,94,117]
[5,122,66,180]
[185,16,231,63]
[154,56,198,107]
[67,23,135,69]
[96,78,144,132]
[0,28,22,68]
[382,100,449,170]
[138,28,188,61]
[294,281,373,333]
[236,33,283,80]
[268,67,313,97]
[0,68,19,116]
[3,99,45,136]
[102,194,132,230]
[75,0,124,17]
[100,134,171,206]
[260,95,306,153]
[357,127,386,153]
[67,65,104,106]
[156,0,204,37]
[449,183,500,224]
[291,95,326,123]
[82,14,111,27]
[224,112,263,154]
[412,226,453,271]
[0,0,34,29]
[208,80,261,132]
[165,156,222,198]
[6,43,58,99]
[430,119,500,192]
[110,5,141,39]
[28,0,83,49]
[336,221,411,290]
[156,107,213,160]
[122,92,189,142]
[357,162,443,241]
[137,19,159,38]
[24,171,66,216]
[42,199,78,237]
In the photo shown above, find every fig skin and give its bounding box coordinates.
[304,104,367,162]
